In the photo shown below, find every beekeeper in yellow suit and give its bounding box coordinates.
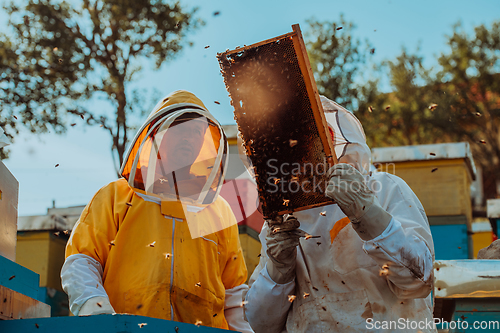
[244,96,436,333]
[61,90,254,332]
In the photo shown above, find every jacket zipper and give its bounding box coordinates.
[169,216,176,321]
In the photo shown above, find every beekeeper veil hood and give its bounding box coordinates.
[320,96,371,176]
[120,90,228,205]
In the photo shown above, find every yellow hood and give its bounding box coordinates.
[120,90,228,205]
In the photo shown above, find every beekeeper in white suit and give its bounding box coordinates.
[244,96,436,333]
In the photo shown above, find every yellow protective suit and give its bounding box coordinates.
[63,91,248,330]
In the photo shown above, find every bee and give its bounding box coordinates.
[289,139,298,147]
[195,320,203,327]
[429,153,436,156]
[55,164,60,168]
[320,211,326,216]
[96,302,102,308]
[479,140,486,144]
[385,105,391,111]
[379,263,390,277]
[147,241,156,247]
[428,103,438,111]
[195,282,201,287]
[138,323,147,328]
[303,292,310,298]
[109,240,115,246]
[368,106,373,113]
[287,295,296,303]
[204,45,210,49]
[283,199,290,206]
[165,253,172,259]
[431,168,438,172]
[126,202,133,207]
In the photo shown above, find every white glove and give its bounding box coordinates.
[325,163,392,241]
[79,296,115,316]
[266,215,302,284]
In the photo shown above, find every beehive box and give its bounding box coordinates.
[0,160,18,261]
[372,142,476,229]
[471,220,494,259]
[16,231,68,293]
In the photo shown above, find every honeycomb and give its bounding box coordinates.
[218,27,335,218]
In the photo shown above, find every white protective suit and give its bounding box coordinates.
[244,97,436,333]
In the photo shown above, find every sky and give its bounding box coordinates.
[2,0,500,217]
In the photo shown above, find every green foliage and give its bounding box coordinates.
[305,15,371,110]
[306,17,500,197]
[356,50,445,148]
[0,0,202,166]
[429,21,500,192]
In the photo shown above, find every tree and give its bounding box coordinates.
[429,21,500,198]
[0,0,202,167]
[355,50,446,149]
[305,15,372,110]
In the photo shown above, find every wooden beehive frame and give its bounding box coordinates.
[218,24,337,217]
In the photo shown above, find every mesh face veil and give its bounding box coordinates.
[320,95,371,176]
[120,102,228,206]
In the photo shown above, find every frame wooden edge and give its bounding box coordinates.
[217,31,296,57]
[291,24,337,167]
